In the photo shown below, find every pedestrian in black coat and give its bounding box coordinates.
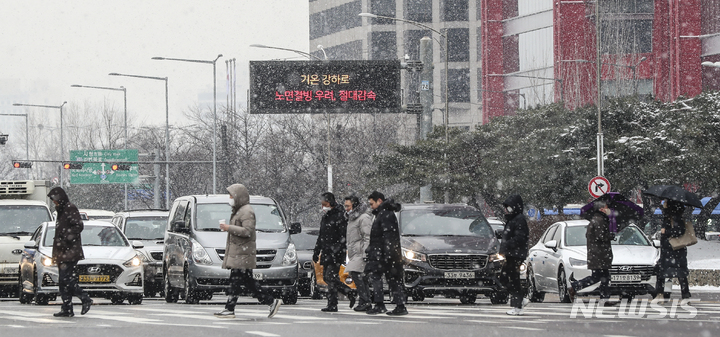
[499,194,529,316]
[47,187,92,317]
[364,191,407,316]
[313,192,356,312]
[569,201,614,305]
[654,199,691,301]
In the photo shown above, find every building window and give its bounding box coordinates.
[371,31,397,60]
[406,0,432,23]
[310,1,362,40]
[443,0,468,22]
[447,28,469,62]
[446,68,471,102]
[600,0,653,54]
[371,0,396,24]
[405,30,431,60]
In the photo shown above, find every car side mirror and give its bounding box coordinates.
[494,229,503,240]
[172,220,190,234]
[24,241,38,249]
[289,222,302,235]
[544,240,558,250]
[131,240,144,249]
[652,239,661,248]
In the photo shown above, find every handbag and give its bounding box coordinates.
[669,219,698,250]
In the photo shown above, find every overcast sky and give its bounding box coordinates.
[1,0,309,135]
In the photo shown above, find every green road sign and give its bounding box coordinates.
[69,149,139,184]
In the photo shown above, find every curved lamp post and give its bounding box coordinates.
[152,54,223,194]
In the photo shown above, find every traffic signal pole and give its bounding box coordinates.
[419,36,433,203]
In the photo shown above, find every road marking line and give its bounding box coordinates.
[503,326,543,331]
[245,331,280,337]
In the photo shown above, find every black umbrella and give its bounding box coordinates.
[642,185,703,208]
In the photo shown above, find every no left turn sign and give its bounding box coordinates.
[588,176,611,198]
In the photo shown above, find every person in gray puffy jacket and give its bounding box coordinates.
[344,195,373,312]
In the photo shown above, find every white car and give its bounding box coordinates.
[525,220,667,302]
[18,221,144,305]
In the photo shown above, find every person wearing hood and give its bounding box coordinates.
[568,201,615,306]
[313,192,356,312]
[47,187,92,317]
[499,194,530,316]
[215,184,281,319]
[653,199,691,302]
[364,191,406,316]
[344,195,373,312]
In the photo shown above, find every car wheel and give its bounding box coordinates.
[489,291,508,305]
[411,289,425,302]
[164,268,179,303]
[111,295,125,305]
[35,294,49,305]
[459,294,476,304]
[310,272,322,300]
[184,269,199,304]
[557,268,571,303]
[526,267,545,303]
[128,295,143,305]
[282,289,298,305]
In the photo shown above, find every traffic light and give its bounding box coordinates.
[63,162,83,170]
[0,134,7,145]
[111,164,131,171]
[12,161,32,168]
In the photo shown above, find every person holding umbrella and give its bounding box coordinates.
[643,185,700,302]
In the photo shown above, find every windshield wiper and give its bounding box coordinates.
[126,237,147,240]
[199,228,222,232]
[256,229,279,233]
[0,231,32,236]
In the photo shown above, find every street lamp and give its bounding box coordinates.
[0,113,29,178]
[71,84,129,209]
[359,12,449,143]
[13,102,67,185]
[109,72,170,209]
[152,54,223,194]
[702,61,720,68]
[249,44,322,61]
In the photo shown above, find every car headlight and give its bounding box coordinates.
[519,263,527,273]
[569,257,587,267]
[489,253,505,262]
[283,243,297,266]
[42,255,55,267]
[136,250,150,262]
[191,239,213,265]
[124,255,142,268]
[402,248,426,262]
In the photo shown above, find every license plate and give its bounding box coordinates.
[444,272,475,279]
[611,274,641,282]
[253,272,263,280]
[2,267,18,274]
[79,275,110,283]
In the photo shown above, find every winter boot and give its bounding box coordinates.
[386,305,408,316]
[366,303,387,315]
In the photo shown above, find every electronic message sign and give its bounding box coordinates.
[249,60,401,114]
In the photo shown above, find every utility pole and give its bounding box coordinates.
[153,149,160,209]
[419,36,433,203]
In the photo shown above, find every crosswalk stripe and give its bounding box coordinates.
[245,331,280,337]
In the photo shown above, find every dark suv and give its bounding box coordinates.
[399,204,508,304]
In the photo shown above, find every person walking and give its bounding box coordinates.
[47,187,92,317]
[499,194,530,316]
[344,195,373,312]
[653,199,691,302]
[313,192,356,312]
[568,201,615,307]
[214,183,281,318]
[364,191,407,316]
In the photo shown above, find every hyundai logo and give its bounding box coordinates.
[619,266,633,272]
[11,249,23,255]
[87,266,101,273]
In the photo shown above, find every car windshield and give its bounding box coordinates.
[291,231,318,250]
[565,225,650,246]
[400,208,493,237]
[124,216,167,240]
[44,225,128,247]
[0,205,52,235]
[196,203,286,232]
